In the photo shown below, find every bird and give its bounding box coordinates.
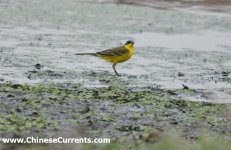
[75,40,134,76]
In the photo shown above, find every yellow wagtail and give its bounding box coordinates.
[75,40,134,76]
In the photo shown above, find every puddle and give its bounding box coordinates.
[0,0,231,103]
[132,31,231,52]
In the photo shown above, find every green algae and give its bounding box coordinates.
[0,83,230,141]
[0,113,55,132]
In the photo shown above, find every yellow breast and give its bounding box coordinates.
[99,44,134,64]
[120,44,133,62]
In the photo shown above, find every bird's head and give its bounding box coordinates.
[124,40,135,49]
[125,40,134,46]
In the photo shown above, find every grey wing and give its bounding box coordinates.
[97,46,128,56]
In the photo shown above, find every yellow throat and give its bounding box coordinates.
[124,43,134,54]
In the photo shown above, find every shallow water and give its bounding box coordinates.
[133,31,231,52]
[0,0,231,103]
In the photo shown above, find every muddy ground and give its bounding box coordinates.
[0,0,231,149]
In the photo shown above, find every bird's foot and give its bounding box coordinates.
[115,72,121,77]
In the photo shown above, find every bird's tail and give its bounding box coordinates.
[75,53,97,56]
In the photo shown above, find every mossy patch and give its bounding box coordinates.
[0,83,230,142]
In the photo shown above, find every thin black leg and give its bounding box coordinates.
[112,63,120,76]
